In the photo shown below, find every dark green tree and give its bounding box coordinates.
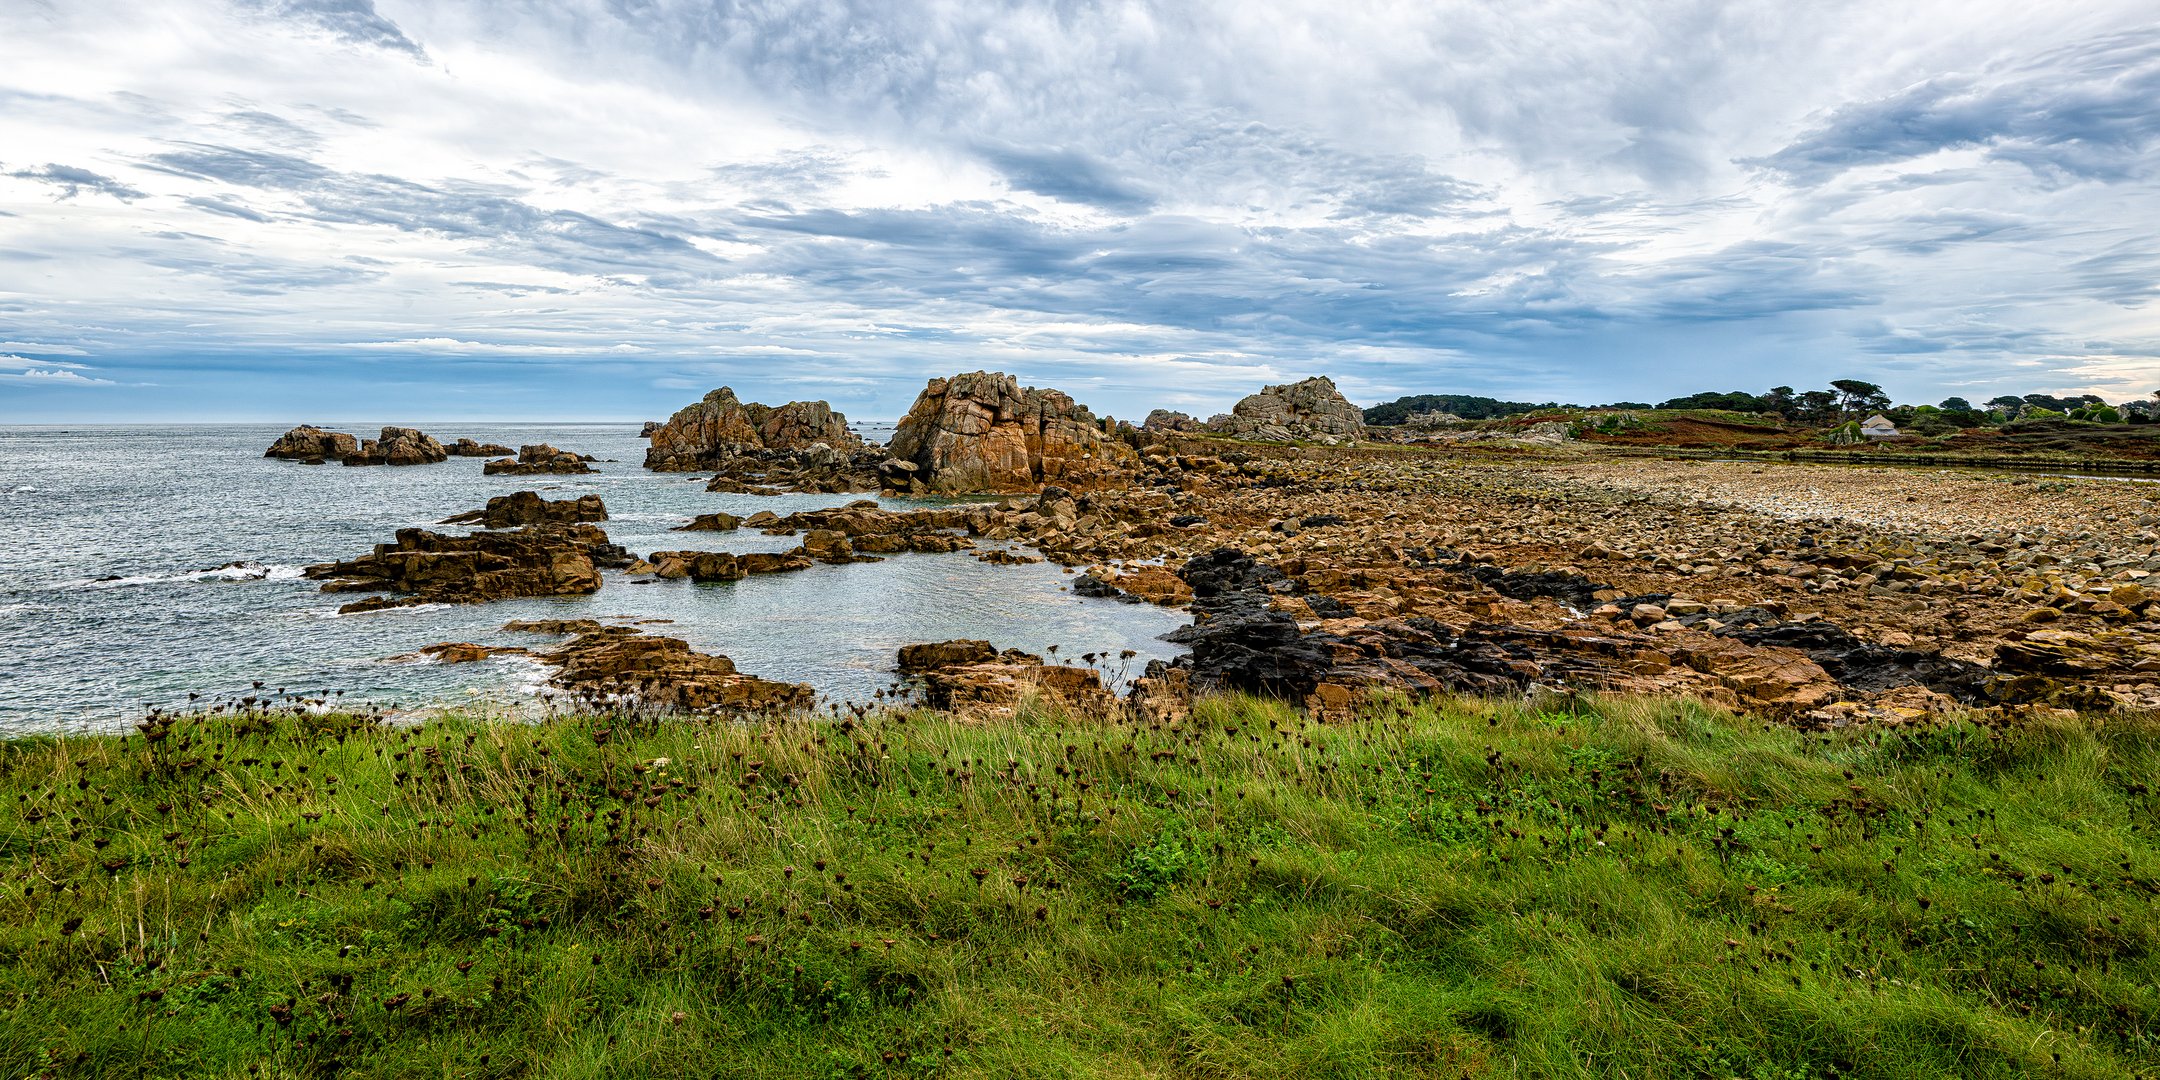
[1829,379,1891,416]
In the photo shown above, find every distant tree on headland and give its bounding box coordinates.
[1362,394,1565,424]
[1363,379,2153,429]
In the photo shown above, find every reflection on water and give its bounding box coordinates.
[0,424,1188,733]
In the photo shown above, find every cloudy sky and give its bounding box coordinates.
[2,0,2156,422]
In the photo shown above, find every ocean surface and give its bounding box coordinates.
[0,424,1188,734]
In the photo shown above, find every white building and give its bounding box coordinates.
[1860,414,1900,439]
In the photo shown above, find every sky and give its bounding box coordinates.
[1,1,2157,423]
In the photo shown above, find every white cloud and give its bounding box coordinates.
[0,0,2157,417]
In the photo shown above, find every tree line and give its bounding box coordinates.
[1365,381,2160,430]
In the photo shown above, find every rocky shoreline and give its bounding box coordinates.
[257,370,2160,722]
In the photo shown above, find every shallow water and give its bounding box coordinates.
[0,424,1187,733]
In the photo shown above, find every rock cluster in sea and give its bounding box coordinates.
[264,425,449,466]
[644,387,860,471]
[483,444,595,475]
[304,523,629,614]
[439,491,608,528]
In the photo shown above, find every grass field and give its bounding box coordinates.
[3,694,2157,1078]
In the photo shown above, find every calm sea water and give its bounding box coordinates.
[0,424,1187,733]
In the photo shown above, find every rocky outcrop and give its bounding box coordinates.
[894,639,1111,715]
[634,548,815,582]
[1074,565,1192,606]
[304,524,630,614]
[1208,377,1365,444]
[676,512,742,532]
[700,444,888,495]
[644,387,861,471]
[343,427,449,467]
[886,371,1136,493]
[505,622,814,714]
[752,501,981,555]
[447,438,516,457]
[483,444,594,475]
[439,491,608,529]
[1142,409,1203,433]
[265,425,360,462]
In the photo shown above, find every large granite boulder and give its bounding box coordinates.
[304,523,628,614]
[439,491,608,528]
[886,371,1135,493]
[644,387,860,471]
[265,425,360,462]
[1208,377,1366,444]
[344,427,449,466]
[1142,409,1202,433]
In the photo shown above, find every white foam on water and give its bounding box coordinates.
[314,601,454,619]
[66,561,307,590]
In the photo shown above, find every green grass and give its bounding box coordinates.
[4,694,2159,1078]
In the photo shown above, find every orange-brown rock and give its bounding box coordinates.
[644,387,861,470]
[886,371,1136,493]
[304,524,624,613]
[676,512,742,532]
[506,622,813,714]
[483,444,594,475]
[265,425,360,462]
[386,642,530,664]
[344,427,449,467]
[895,639,1111,715]
[439,491,607,528]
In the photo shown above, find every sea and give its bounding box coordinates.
[0,424,1189,734]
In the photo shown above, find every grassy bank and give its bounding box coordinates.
[3,695,2157,1078]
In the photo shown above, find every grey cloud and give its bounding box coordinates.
[143,143,330,187]
[973,143,1156,213]
[1754,29,2160,184]
[5,163,145,200]
[254,0,426,58]
[183,195,273,222]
